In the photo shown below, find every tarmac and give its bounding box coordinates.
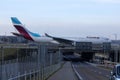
[47,62,77,80]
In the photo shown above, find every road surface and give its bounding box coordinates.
[73,62,111,80]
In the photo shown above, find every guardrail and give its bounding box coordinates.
[0,44,62,80]
[8,63,61,80]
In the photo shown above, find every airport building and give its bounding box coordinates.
[73,39,120,63]
[75,41,111,53]
[110,40,120,62]
[74,40,111,61]
[0,36,29,43]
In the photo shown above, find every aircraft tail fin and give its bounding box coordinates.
[11,17,22,25]
[11,17,40,41]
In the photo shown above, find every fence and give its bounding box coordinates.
[0,44,62,80]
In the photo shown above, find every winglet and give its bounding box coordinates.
[45,33,52,38]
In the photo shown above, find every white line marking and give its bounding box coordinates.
[72,64,83,80]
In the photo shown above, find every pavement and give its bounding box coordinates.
[73,62,110,80]
[47,62,77,80]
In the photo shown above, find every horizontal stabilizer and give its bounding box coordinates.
[11,32,23,37]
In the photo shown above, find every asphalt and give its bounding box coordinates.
[73,62,111,80]
[47,62,77,80]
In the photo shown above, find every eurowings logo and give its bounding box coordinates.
[11,17,41,41]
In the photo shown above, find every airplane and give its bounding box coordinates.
[11,17,111,45]
[11,17,73,45]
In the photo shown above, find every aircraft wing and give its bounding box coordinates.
[45,33,74,45]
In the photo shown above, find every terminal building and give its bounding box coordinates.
[110,40,120,62]
[62,37,111,61]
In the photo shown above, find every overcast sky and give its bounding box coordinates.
[0,0,120,39]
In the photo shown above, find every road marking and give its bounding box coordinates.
[72,64,83,80]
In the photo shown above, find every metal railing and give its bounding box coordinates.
[0,44,62,80]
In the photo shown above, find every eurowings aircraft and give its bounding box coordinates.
[11,17,111,45]
[11,17,73,44]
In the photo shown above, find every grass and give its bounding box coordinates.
[0,48,18,60]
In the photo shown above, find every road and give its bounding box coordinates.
[73,62,111,80]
